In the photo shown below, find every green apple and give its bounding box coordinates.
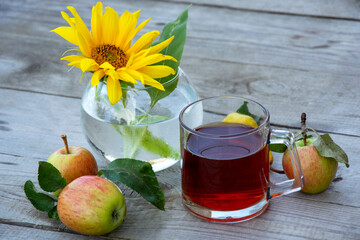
[57,176,126,235]
[282,138,338,194]
[47,135,98,194]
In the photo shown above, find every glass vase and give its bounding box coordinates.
[80,68,198,172]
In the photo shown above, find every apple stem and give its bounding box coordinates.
[61,135,70,154]
[301,113,307,146]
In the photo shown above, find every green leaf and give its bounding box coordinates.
[120,126,148,158]
[137,114,168,124]
[269,135,313,153]
[38,161,67,192]
[101,158,165,210]
[147,6,190,108]
[48,206,60,221]
[236,101,261,124]
[119,124,180,160]
[24,180,56,212]
[141,129,180,160]
[147,75,179,109]
[269,143,287,153]
[313,134,349,167]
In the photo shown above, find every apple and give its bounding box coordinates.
[57,175,126,235]
[282,137,338,194]
[48,135,98,194]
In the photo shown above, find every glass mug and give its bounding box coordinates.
[179,96,304,223]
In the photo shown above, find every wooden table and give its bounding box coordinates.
[1,0,359,239]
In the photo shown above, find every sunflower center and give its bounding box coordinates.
[91,45,128,69]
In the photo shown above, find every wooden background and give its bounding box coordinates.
[0,0,359,239]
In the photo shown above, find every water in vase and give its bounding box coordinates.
[81,78,198,172]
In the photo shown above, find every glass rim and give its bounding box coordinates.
[179,96,270,138]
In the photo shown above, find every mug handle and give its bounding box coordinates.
[268,129,304,199]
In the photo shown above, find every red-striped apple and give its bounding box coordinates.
[282,138,338,194]
[57,176,126,235]
[47,135,98,194]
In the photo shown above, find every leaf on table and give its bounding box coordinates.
[313,134,349,167]
[236,101,261,124]
[100,158,165,210]
[147,6,190,108]
[24,180,56,212]
[38,161,67,192]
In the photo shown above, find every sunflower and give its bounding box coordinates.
[51,1,177,105]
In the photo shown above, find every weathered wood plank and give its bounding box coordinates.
[2,0,360,77]
[0,153,359,240]
[0,84,358,206]
[164,0,360,20]
[0,0,359,136]
[0,88,359,239]
[183,57,360,137]
[0,224,106,240]
[0,1,359,239]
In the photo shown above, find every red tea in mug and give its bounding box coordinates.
[181,122,269,211]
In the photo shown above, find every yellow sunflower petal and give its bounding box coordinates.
[99,62,115,70]
[133,10,141,19]
[61,55,85,62]
[67,6,94,48]
[117,70,137,84]
[126,31,160,56]
[102,6,119,45]
[91,1,104,45]
[105,68,119,81]
[91,69,105,87]
[106,76,122,105]
[131,54,177,69]
[61,55,88,69]
[60,11,75,27]
[80,58,98,72]
[138,65,176,78]
[124,69,144,84]
[116,11,138,50]
[124,17,151,48]
[77,31,92,57]
[141,73,165,91]
[51,27,78,45]
[126,53,135,67]
[147,36,174,55]
[133,49,149,62]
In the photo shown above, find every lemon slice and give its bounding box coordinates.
[222,112,258,128]
[222,112,273,162]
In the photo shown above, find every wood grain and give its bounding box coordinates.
[0,0,359,239]
[0,224,108,240]
[0,88,359,239]
[1,154,359,240]
[164,0,360,20]
[1,0,359,135]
